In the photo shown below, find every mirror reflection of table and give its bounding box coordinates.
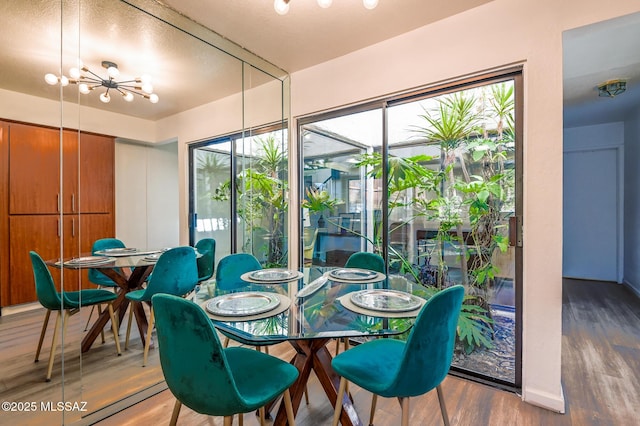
[198,266,425,426]
[46,252,162,353]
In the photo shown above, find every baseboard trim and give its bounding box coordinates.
[622,280,640,298]
[522,385,565,413]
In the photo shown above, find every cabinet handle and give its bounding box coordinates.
[57,193,60,212]
[72,194,75,212]
[57,218,61,237]
[72,218,75,237]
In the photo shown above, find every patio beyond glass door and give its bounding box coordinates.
[298,73,522,388]
[191,143,233,261]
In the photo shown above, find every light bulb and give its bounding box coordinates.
[60,75,69,87]
[274,0,289,15]
[317,0,332,8]
[69,67,80,79]
[141,82,154,94]
[44,73,58,85]
[107,66,119,78]
[78,83,90,94]
[122,92,134,102]
[99,92,111,103]
[149,93,159,104]
[363,0,378,10]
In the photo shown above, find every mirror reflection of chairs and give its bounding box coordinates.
[195,238,216,283]
[124,247,199,366]
[152,293,298,426]
[84,238,127,337]
[331,285,465,426]
[30,251,122,382]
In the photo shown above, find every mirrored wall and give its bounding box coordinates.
[0,0,289,423]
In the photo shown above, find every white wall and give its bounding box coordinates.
[289,0,640,413]
[115,141,179,249]
[624,109,640,295]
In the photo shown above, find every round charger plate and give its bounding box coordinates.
[241,269,303,283]
[205,292,280,316]
[64,256,116,266]
[350,289,422,313]
[329,268,379,281]
[142,253,162,262]
[296,276,328,298]
[94,247,138,256]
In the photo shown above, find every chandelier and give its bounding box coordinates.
[274,0,379,15]
[44,60,159,104]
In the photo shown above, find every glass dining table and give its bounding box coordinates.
[196,266,429,426]
[46,249,164,353]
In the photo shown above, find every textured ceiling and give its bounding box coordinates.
[0,1,638,125]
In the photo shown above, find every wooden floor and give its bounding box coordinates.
[1,279,639,425]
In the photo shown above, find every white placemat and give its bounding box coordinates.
[199,293,291,322]
[324,270,386,284]
[337,293,425,318]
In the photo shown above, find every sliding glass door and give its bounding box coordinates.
[299,71,522,388]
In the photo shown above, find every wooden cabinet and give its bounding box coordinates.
[1,121,115,307]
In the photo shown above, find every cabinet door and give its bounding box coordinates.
[9,124,61,214]
[78,133,114,214]
[8,215,61,305]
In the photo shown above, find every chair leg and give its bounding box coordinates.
[83,305,95,331]
[400,397,410,426]
[223,336,230,348]
[332,377,347,426]
[107,303,122,355]
[264,346,269,355]
[238,412,243,426]
[436,384,450,426]
[283,388,296,426]
[97,304,105,344]
[223,416,232,426]
[259,406,265,426]
[369,394,378,426]
[335,338,341,356]
[125,303,134,350]
[35,309,51,362]
[169,400,181,426]
[45,311,62,382]
[305,385,310,405]
[143,308,154,367]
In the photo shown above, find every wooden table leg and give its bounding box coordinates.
[272,339,362,426]
[80,265,152,353]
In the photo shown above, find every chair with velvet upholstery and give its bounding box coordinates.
[84,238,127,334]
[152,293,298,426]
[30,251,122,382]
[124,246,198,366]
[344,251,385,274]
[331,285,464,426]
[335,251,387,355]
[195,238,216,283]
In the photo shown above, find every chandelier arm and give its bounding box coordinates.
[116,79,140,84]
[116,86,147,97]
[83,68,105,81]
[77,76,103,84]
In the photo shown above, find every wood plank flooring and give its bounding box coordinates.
[1,279,638,425]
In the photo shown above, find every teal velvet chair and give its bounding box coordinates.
[214,253,266,348]
[85,238,126,334]
[344,251,385,274]
[335,251,387,355]
[331,285,464,426]
[30,251,122,382]
[195,238,216,283]
[151,294,298,426]
[124,246,198,366]
[88,238,126,288]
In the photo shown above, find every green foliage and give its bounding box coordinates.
[457,296,494,354]
[301,186,341,213]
